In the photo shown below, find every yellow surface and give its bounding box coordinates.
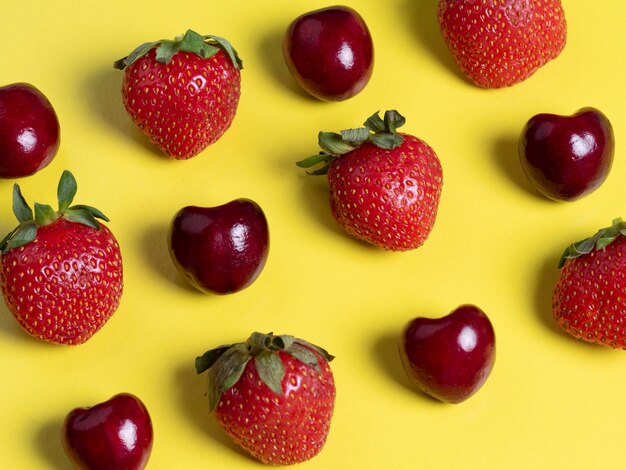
[1,1,625,468]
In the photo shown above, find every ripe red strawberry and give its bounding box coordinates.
[437,0,567,88]
[297,110,443,251]
[0,171,123,345]
[553,218,626,348]
[195,332,335,465]
[114,29,242,159]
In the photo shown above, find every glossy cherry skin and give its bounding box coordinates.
[283,6,374,101]
[62,393,153,470]
[519,107,614,201]
[169,199,270,294]
[399,305,496,404]
[0,83,60,178]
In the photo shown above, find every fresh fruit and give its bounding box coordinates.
[62,393,153,470]
[553,218,626,348]
[0,171,123,345]
[0,83,60,178]
[169,199,269,294]
[195,332,335,465]
[399,305,496,403]
[297,110,443,251]
[437,0,567,88]
[519,107,615,201]
[114,29,242,159]
[283,6,374,101]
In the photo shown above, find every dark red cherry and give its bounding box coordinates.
[0,83,60,178]
[519,107,614,201]
[168,199,270,294]
[283,6,374,101]
[399,305,496,404]
[62,393,153,470]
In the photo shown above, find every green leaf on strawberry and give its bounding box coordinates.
[255,351,285,395]
[288,342,324,372]
[113,29,243,70]
[203,35,243,69]
[340,127,371,144]
[34,203,57,226]
[371,132,402,150]
[319,132,358,156]
[0,170,109,253]
[57,169,77,211]
[196,332,334,412]
[558,218,626,268]
[205,344,249,412]
[0,221,36,251]
[297,109,406,175]
[13,185,33,223]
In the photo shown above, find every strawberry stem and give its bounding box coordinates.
[296,110,406,175]
[558,218,626,268]
[0,170,110,253]
[113,29,243,70]
[196,332,334,413]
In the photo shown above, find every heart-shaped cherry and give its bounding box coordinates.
[0,83,60,178]
[168,199,270,294]
[282,6,374,101]
[399,305,496,403]
[519,107,614,201]
[62,393,153,470]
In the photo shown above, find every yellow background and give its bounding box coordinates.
[1,1,625,468]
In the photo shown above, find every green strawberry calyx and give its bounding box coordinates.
[113,29,243,70]
[296,110,407,175]
[0,170,109,253]
[195,332,334,413]
[558,218,626,268]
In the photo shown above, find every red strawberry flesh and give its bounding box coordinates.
[438,0,567,88]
